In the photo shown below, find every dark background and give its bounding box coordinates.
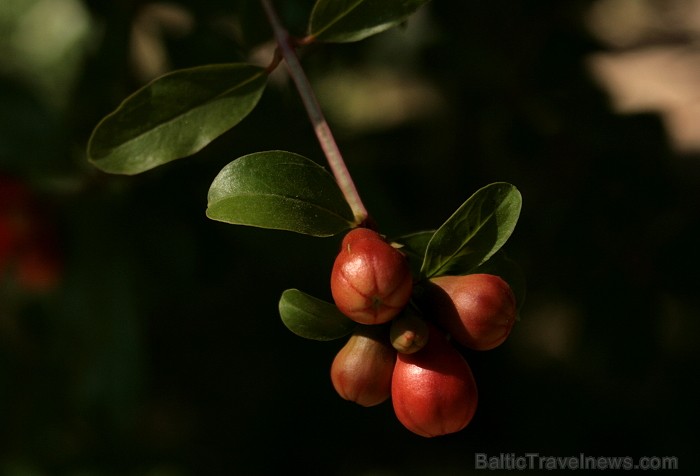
[1,0,697,474]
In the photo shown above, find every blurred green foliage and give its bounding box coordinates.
[1,0,698,474]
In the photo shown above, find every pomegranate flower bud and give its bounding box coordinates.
[330,325,396,407]
[331,228,412,325]
[392,324,478,437]
[427,274,517,351]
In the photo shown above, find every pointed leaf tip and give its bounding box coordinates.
[421,182,522,278]
[88,63,268,175]
[308,0,433,43]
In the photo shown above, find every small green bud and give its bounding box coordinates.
[389,310,429,354]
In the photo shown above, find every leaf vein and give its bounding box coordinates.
[103,68,266,155]
[311,0,365,38]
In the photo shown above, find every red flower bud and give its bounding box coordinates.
[427,274,516,351]
[331,228,412,325]
[330,325,396,407]
[391,324,478,437]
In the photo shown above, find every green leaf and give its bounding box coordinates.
[206,150,356,236]
[308,0,432,43]
[393,230,434,257]
[88,63,268,175]
[279,289,356,341]
[392,230,435,279]
[421,182,522,278]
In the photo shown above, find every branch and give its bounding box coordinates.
[260,0,369,225]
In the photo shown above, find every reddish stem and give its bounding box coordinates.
[260,0,369,225]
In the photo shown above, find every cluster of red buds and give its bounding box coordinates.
[329,228,517,437]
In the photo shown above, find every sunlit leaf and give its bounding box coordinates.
[206,150,356,236]
[279,289,356,341]
[421,182,522,278]
[88,64,268,175]
[308,0,432,43]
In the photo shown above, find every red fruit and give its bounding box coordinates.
[331,325,396,407]
[427,274,516,351]
[331,228,412,325]
[391,324,478,437]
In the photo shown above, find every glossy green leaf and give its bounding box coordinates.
[421,182,522,278]
[206,151,356,236]
[308,0,432,43]
[279,289,356,341]
[88,63,268,175]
